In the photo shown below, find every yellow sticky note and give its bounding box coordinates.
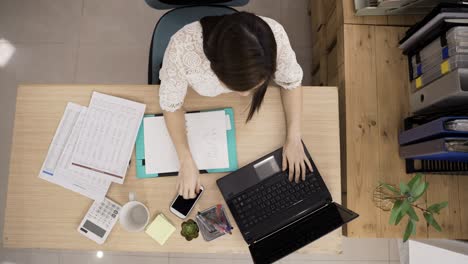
[145,213,176,245]
[440,60,450,74]
[415,77,422,89]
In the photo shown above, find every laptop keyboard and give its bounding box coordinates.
[230,172,324,230]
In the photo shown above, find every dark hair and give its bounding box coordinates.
[200,12,277,121]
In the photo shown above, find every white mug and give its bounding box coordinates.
[119,192,150,232]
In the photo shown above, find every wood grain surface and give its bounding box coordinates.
[342,24,468,239]
[3,85,344,254]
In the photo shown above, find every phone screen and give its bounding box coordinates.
[171,188,203,216]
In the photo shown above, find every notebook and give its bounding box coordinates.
[135,108,238,178]
[145,214,176,245]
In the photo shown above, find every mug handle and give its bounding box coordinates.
[129,192,136,202]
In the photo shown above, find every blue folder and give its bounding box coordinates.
[399,137,468,161]
[399,116,468,145]
[135,108,238,178]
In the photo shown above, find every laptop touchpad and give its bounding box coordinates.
[253,156,281,181]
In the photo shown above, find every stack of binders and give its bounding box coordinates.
[354,0,460,16]
[400,3,468,114]
[398,4,468,174]
[399,116,468,174]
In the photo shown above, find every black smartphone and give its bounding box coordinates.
[169,186,204,219]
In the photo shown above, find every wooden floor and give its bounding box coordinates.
[342,23,468,239]
[310,0,468,239]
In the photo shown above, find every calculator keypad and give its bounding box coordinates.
[91,200,120,228]
[78,197,121,244]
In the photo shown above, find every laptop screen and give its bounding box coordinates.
[249,203,358,264]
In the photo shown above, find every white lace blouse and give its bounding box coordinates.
[159,16,303,112]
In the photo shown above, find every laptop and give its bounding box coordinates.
[217,143,359,264]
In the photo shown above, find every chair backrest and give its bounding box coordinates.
[148,5,237,84]
[145,0,248,10]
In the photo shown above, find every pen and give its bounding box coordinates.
[197,213,216,233]
[204,215,232,235]
[216,205,233,232]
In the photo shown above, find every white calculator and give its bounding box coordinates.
[77,197,121,244]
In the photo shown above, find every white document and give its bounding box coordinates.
[38,103,111,201]
[55,108,112,201]
[70,92,145,184]
[143,117,179,174]
[144,110,229,174]
[39,103,83,178]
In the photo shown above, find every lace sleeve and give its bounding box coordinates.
[159,36,188,112]
[269,20,303,89]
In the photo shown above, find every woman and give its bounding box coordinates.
[159,12,313,199]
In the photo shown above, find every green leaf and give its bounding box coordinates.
[399,200,411,222]
[407,174,422,190]
[411,182,428,202]
[427,201,448,214]
[389,200,403,225]
[394,211,405,226]
[407,206,419,221]
[400,182,410,196]
[379,182,399,194]
[424,212,442,232]
[394,200,411,225]
[403,219,416,242]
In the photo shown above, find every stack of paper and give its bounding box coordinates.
[145,214,176,245]
[70,92,145,184]
[38,92,146,200]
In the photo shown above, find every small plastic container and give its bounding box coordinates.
[411,45,468,79]
[447,26,468,40]
[410,27,468,79]
[411,54,468,92]
[418,37,468,61]
[413,41,468,61]
[195,205,233,242]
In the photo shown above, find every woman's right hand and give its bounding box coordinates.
[176,156,201,199]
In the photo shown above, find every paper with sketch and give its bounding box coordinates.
[70,92,145,184]
[144,110,229,174]
[38,103,111,201]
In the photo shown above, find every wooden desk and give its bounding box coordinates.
[310,0,468,239]
[3,85,343,254]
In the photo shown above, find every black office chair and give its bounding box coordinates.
[145,0,249,84]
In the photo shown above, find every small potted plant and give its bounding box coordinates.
[181,219,199,241]
[374,173,448,242]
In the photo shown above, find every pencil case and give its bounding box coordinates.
[195,205,233,242]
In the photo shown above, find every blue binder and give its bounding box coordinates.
[399,137,468,161]
[399,116,468,145]
[135,108,238,178]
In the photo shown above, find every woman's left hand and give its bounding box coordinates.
[282,137,313,183]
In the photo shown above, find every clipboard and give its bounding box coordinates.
[135,108,238,178]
